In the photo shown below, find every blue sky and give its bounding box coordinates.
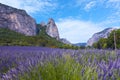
[0,0,120,43]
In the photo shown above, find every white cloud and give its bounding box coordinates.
[76,0,120,11]
[0,0,57,14]
[107,0,120,9]
[56,18,103,43]
[98,18,120,29]
[84,1,96,11]
[108,0,120,2]
[105,0,120,25]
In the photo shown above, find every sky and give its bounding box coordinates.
[0,0,120,43]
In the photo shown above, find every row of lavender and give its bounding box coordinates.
[0,46,120,80]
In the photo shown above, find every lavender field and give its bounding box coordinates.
[0,46,120,80]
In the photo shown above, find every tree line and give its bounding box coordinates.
[93,29,120,49]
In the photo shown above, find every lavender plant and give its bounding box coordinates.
[0,46,120,80]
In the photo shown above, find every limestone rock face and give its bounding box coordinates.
[87,28,116,46]
[46,18,59,40]
[0,3,36,36]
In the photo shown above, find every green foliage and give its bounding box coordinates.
[19,54,98,80]
[93,29,120,49]
[107,29,120,49]
[93,38,107,49]
[0,25,79,49]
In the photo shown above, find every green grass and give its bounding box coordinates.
[19,54,98,80]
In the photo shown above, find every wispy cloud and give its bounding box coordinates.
[107,0,120,9]
[75,0,120,11]
[76,0,120,27]
[84,1,96,11]
[108,0,120,2]
[105,0,120,26]
[0,0,120,43]
[0,0,57,14]
[75,0,101,11]
[56,18,103,43]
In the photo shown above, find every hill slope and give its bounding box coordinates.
[0,25,78,49]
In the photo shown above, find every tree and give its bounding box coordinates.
[93,29,120,49]
[93,38,108,49]
[107,29,120,49]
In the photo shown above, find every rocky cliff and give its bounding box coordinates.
[87,28,116,46]
[46,18,59,40]
[0,3,36,36]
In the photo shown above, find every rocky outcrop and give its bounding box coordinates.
[87,28,116,46]
[59,38,71,45]
[0,3,36,36]
[46,18,59,40]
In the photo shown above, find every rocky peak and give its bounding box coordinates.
[0,3,27,15]
[48,18,55,24]
[87,28,116,46]
[0,3,36,36]
[46,18,59,40]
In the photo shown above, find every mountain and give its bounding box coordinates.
[59,38,71,45]
[39,19,71,44]
[0,3,78,49]
[0,26,61,46]
[87,28,116,46]
[0,27,78,49]
[46,18,60,40]
[0,3,36,36]
[74,43,86,47]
